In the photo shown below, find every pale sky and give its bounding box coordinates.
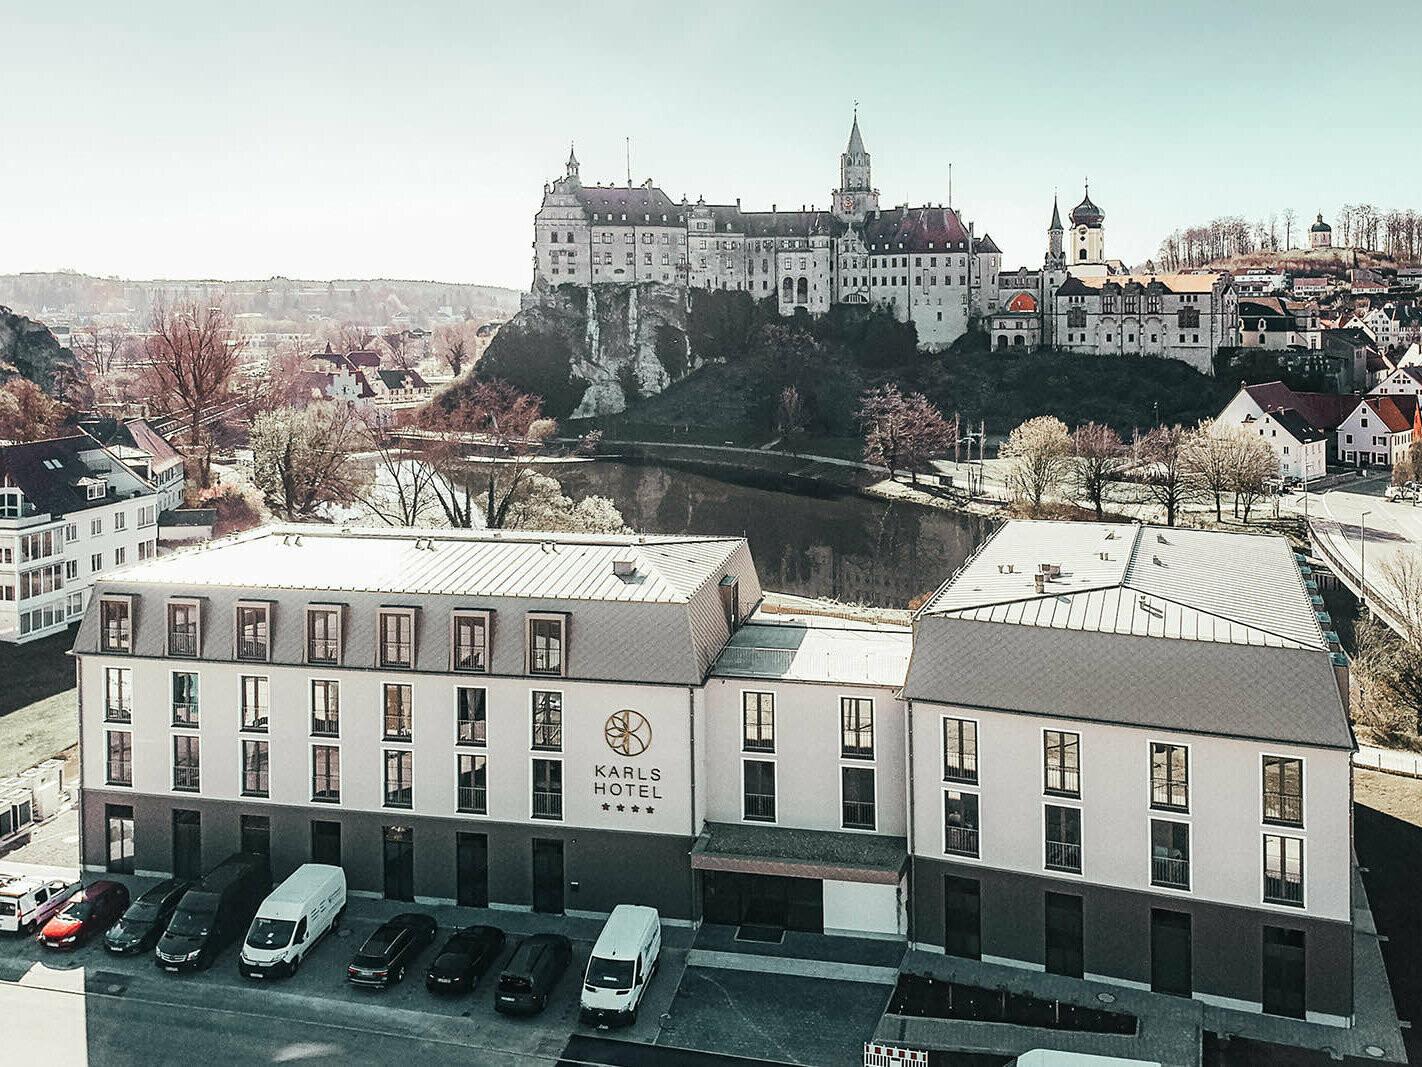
[3,1,1418,289]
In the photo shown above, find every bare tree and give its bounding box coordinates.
[1182,421,1237,522]
[1001,415,1072,515]
[72,323,137,378]
[0,379,66,442]
[1230,431,1279,521]
[1282,208,1296,250]
[1137,425,1192,527]
[249,401,374,518]
[857,385,952,484]
[1070,422,1126,520]
[359,409,439,527]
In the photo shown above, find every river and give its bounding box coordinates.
[553,459,996,609]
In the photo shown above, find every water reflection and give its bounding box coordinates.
[554,460,996,608]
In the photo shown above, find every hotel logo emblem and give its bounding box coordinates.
[604,709,651,757]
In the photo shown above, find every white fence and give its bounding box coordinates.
[1354,745,1422,779]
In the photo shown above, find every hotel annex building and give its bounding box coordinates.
[76,520,1355,1025]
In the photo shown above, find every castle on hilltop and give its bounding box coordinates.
[531,114,1005,349]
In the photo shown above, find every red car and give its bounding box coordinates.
[38,881,130,950]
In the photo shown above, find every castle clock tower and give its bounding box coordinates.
[833,111,879,222]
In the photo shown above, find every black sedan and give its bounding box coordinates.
[347,912,437,988]
[104,879,189,956]
[425,925,505,994]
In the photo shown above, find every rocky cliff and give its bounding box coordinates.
[0,306,80,396]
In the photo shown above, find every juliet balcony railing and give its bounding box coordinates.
[1046,839,1082,874]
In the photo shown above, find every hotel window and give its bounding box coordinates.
[240,676,269,731]
[1263,835,1304,906]
[378,609,414,668]
[104,667,132,722]
[235,604,269,661]
[383,684,413,741]
[306,607,340,664]
[1150,742,1189,811]
[743,760,776,822]
[457,687,487,746]
[167,601,199,657]
[1044,805,1082,874]
[312,745,340,802]
[527,615,565,676]
[172,735,200,792]
[531,691,562,751]
[171,672,199,726]
[90,517,102,536]
[1262,756,1303,826]
[840,697,874,759]
[114,511,126,531]
[1044,730,1081,796]
[100,597,132,653]
[450,610,492,672]
[742,692,774,751]
[242,740,270,798]
[311,680,339,736]
[531,758,563,820]
[1150,820,1190,889]
[383,750,413,809]
[457,753,487,814]
[91,553,102,573]
[943,718,978,784]
[842,767,875,830]
[64,560,78,581]
[106,731,132,786]
[943,790,980,857]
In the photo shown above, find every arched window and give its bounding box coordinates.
[796,277,809,304]
[997,335,1009,350]
[1012,335,1025,347]
[1079,249,1087,261]
[782,277,794,303]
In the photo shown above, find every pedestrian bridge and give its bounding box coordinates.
[1308,515,1408,638]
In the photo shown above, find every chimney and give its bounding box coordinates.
[1033,573,1046,594]
[612,558,637,579]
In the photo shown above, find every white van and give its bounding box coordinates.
[0,875,80,934]
[579,904,661,1027]
[238,864,345,978]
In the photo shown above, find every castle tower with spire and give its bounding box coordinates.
[833,110,879,222]
[1046,193,1066,271]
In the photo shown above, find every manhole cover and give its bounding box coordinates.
[86,971,129,996]
[1365,1046,1386,1058]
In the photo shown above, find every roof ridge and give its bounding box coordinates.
[1118,584,1312,649]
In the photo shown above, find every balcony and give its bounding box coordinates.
[1264,874,1304,907]
[173,766,200,792]
[458,786,487,814]
[743,793,776,822]
[383,718,411,741]
[380,641,412,669]
[384,789,412,810]
[1046,839,1082,874]
[307,638,339,664]
[944,757,978,785]
[1044,768,1080,797]
[171,703,198,727]
[237,638,268,662]
[105,705,132,724]
[1151,854,1190,890]
[311,781,340,804]
[1150,782,1189,811]
[1263,793,1303,826]
[532,790,563,820]
[457,721,486,746]
[168,631,197,657]
[944,825,980,858]
[311,716,339,738]
[842,801,875,831]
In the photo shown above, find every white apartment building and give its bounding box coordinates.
[1336,394,1418,467]
[0,431,169,643]
[75,519,1355,1025]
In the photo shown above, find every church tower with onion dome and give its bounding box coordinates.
[1068,182,1106,269]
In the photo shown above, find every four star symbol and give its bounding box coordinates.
[616,804,625,812]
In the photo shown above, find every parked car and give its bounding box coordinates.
[0,876,81,934]
[347,913,436,988]
[239,864,346,979]
[425,925,505,994]
[37,881,130,950]
[495,933,573,1015]
[580,905,661,1027]
[155,853,271,972]
[105,879,189,955]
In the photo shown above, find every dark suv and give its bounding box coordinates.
[495,934,572,1015]
[425,925,505,994]
[106,880,189,955]
[347,913,436,988]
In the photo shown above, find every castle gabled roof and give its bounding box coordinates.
[974,233,1001,255]
[575,184,682,221]
[862,206,971,253]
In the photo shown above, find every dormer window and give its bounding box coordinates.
[527,613,566,677]
[452,610,491,672]
[100,596,132,654]
[86,480,106,501]
[0,489,20,518]
[378,608,415,669]
[306,606,341,665]
[167,600,200,657]
[235,602,270,662]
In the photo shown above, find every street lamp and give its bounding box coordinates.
[1360,510,1371,609]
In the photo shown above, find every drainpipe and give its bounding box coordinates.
[688,684,699,924]
[74,650,84,871]
[905,697,916,947]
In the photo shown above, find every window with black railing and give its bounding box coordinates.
[171,672,198,726]
[528,617,564,676]
[311,680,339,736]
[236,606,269,661]
[1150,819,1190,889]
[531,691,562,751]
[1044,730,1081,797]
[105,667,132,723]
[1262,756,1303,827]
[1045,805,1082,873]
[242,740,269,798]
[106,731,132,786]
[1263,834,1304,906]
[943,717,978,784]
[743,759,776,822]
[383,684,412,740]
[841,766,875,830]
[383,750,412,809]
[379,611,413,668]
[742,691,775,752]
[840,697,874,759]
[172,736,200,792]
[457,687,487,746]
[457,753,487,814]
[311,746,340,802]
[241,676,269,732]
[306,609,340,664]
[167,603,198,657]
[100,599,131,653]
[453,613,489,672]
[532,758,562,820]
[1150,742,1189,811]
[943,790,980,857]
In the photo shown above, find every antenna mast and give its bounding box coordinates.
[626,137,632,186]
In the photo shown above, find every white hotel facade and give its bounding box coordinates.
[76,520,1355,1025]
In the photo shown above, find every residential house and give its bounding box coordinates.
[1367,365,1422,400]
[1241,408,1327,482]
[1321,328,1378,392]
[1335,394,1420,467]
[1217,382,1344,478]
[373,369,433,403]
[1238,298,1319,350]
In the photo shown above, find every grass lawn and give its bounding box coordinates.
[0,625,79,777]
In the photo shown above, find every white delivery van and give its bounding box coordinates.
[238,863,345,978]
[0,875,80,934]
[579,904,661,1027]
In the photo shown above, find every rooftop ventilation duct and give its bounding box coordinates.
[612,559,637,578]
